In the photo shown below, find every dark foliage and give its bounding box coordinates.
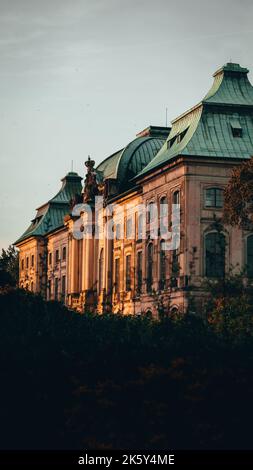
[0,245,19,287]
[0,287,253,450]
[224,157,253,227]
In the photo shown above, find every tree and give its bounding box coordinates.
[224,157,253,227]
[0,245,19,287]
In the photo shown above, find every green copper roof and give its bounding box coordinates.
[96,129,169,190]
[137,63,253,178]
[15,172,82,244]
[203,63,253,106]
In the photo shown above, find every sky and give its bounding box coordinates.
[0,0,253,250]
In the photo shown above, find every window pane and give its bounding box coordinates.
[115,258,120,292]
[99,249,104,292]
[159,241,166,289]
[205,232,225,277]
[148,202,155,223]
[126,217,132,238]
[137,214,143,239]
[160,197,168,217]
[215,189,224,208]
[205,188,215,207]
[137,251,142,292]
[173,191,180,205]
[205,188,224,208]
[115,223,121,240]
[126,255,131,291]
[147,244,153,292]
[62,276,66,296]
[55,278,58,300]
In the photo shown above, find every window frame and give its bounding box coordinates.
[204,231,226,278]
[204,187,224,209]
[125,254,131,292]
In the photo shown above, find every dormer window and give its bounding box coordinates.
[230,119,242,138]
[167,136,177,148]
[176,127,189,144]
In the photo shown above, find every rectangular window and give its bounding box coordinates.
[115,223,121,240]
[21,259,24,270]
[55,250,60,263]
[31,255,34,267]
[205,188,224,208]
[48,280,51,300]
[137,251,142,293]
[125,255,131,291]
[62,246,66,261]
[54,278,58,300]
[115,258,120,293]
[49,252,52,265]
[126,217,133,239]
[26,257,29,269]
[62,275,66,298]
[137,214,143,240]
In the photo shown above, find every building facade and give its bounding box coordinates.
[15,63,253,316]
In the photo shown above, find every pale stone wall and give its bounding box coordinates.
[17,237,47,295]
[17,157,250,317]
[47,228,68,303]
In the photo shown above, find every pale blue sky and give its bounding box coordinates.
[0,0,252,249]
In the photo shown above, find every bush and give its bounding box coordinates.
[1,287,253,450]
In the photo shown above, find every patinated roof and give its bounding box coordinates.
[15,172,82,244]
[96,127,170,190]
[137,63,253,178]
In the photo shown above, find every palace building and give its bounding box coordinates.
[15,63,253,316]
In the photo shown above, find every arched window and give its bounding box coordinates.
[173,190,180,205]
[205,232,225,278]
[160,197,168,235]
[31,281,34,292]
[98,248,104,293]
[205,188,224,208]
[147,243,153,293]
[247,235,253,278]
[62,246,66,261]
[147,202,155,224]
[160,196,168,218]
[159,240,166,290]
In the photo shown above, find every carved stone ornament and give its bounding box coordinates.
[83,156,99,203]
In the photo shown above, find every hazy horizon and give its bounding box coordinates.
[0,0,253,250]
